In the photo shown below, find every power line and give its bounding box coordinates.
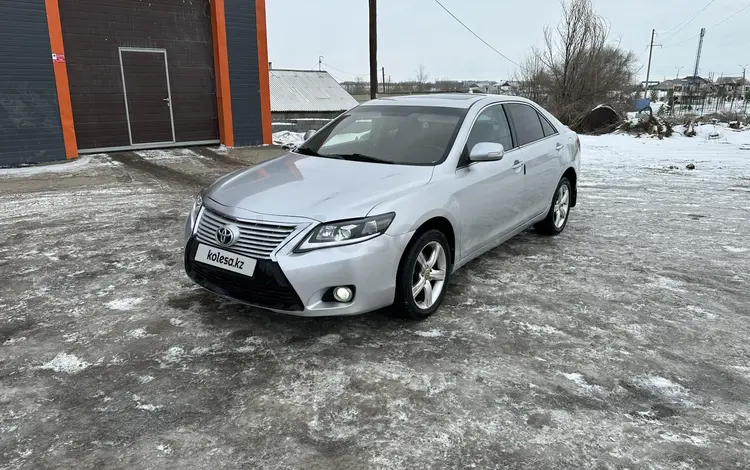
[432,0,520,67]
[709,3,750,29]
[663,2,750,48]
[660,0,716,44]
[322,62,367,77]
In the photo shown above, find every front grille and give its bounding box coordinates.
[185,238,303,311]
[196,209,298,259]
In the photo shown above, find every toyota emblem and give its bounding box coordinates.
[215,224,240,247]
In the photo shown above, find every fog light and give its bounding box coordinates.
[333,286,353,303]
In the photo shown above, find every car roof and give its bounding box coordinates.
[358,93,532,109]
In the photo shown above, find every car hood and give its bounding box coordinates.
[205,152,434,222]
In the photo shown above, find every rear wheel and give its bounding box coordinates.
[393,230,452,320]
[535,177,572,236]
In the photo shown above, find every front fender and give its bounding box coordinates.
[367,184,462,258]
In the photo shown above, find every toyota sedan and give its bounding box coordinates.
[183,94,580,319]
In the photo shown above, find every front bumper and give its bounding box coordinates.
[184,230,413,317]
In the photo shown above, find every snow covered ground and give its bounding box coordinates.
[1,134,750,468]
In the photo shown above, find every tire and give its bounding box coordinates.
[535,177,572,236]
[393,229,452,320]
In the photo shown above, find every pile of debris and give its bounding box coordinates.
[619,105,674,139]
[581,103,674,139]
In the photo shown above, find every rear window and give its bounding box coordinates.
[539,113,558,137]
[505,103,545,146]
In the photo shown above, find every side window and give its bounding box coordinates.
[466,105,514,152]
[538,112,558,137]
[505,103,545,146]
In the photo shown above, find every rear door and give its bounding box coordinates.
[454,104,524,257]
[504,103,563,219]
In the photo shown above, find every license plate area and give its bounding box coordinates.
[194,244,257,277]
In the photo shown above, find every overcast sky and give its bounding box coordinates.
[266,0,749,83]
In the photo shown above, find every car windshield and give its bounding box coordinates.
[299,105,468,166]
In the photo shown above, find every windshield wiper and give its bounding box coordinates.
[334,153,395,164]
[295,147,347,160]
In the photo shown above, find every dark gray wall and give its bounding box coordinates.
[224,0,264,146]
[0,1,66,166]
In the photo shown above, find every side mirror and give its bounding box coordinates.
[469,142,505,162]
[303,130,316,140]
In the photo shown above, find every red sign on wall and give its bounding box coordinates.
[52,53,66,63]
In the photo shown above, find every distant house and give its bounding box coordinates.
[270,69,359,133]
[653,76,712,101]
[715,76,750,96]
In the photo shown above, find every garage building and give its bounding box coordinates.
[0,0,271,166]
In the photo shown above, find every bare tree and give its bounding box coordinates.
[415,65,430,92]
[353,76,366,95]
[516,0,637,130]
[513,52,549,103]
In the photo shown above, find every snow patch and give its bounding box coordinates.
[106,297,143,311]
[650,275,687,293]
[517,322,564,336]
[414,329,444,338]
[128,328,152,339]
[163,346,186,363]
[136,403,163,411]
[3,336,26,345]
[133,394,163,411]
[0,154,113,177]
[632,375,691,402]
[156,444,173,454]
[38,353,91,374]
[560,372,608,397]
[723,245,748,253]
[272,131,305,147]
[318,334,342,345]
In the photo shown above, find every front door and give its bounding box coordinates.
[454,104,524,258]
[119,48,175,145]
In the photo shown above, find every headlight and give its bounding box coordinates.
[295,212,395,252]
[192,192,204,212]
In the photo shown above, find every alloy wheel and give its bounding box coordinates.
[411,241,447,309]
[553,184,570,229]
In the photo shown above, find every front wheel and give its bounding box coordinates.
[535,177,572,236]
[393,230,452,320]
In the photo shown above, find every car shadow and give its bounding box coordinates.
[179,228,570,339]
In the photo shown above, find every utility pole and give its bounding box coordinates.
[382,67,386,94]
[693,28,706,78]
[741,64,749,113]
[368,0,378,100]
[643,29,660,99]
[675,66,683,79]
[688,28,706,112]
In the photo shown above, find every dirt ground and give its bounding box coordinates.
[1,139,749,469]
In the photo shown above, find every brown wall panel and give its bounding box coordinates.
[59,0,219,150]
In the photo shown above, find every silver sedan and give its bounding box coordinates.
[183,94,581,319]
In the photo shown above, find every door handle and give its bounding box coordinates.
[511,159,524,169]
[163,98,171,107]
[556,143,564,151]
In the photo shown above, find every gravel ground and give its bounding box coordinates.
[1,135,750,469]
